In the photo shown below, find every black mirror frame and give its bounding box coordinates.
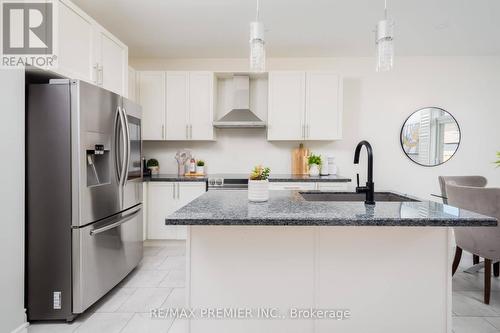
[400,107,462,167]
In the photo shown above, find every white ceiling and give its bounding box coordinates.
[72,0,500,58]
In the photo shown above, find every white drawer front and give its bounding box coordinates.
[317,183,349,192]
[269,182,316,191]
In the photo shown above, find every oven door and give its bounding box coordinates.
[72,204,143,313]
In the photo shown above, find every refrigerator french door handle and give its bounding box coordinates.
[89,205,142,236]
[117,107,128,187]
[114,107,123,184]
[122,107,131,185]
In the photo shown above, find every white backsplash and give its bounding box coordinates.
[143,128,351,176]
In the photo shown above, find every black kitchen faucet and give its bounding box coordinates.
[353,140,375,205]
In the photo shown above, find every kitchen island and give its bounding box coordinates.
[166,190,496,333]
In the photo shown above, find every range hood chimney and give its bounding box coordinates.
[213,75,266,128]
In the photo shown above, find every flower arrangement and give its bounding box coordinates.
[250,165,271,181]
[197,160,205,167]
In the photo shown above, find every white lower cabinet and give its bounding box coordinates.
[147,182,206,240]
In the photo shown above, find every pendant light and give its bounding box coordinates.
[249,0,265,72]
[375,0,394,72]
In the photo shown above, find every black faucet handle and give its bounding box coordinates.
[356,173,360,187]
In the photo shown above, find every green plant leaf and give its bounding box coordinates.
[308,153,322,166]
[249,165,271,180]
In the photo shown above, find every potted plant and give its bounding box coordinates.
[308,154,322,177]
[146,158,160,175]
[196,160,205,174]
[248,165,271,202]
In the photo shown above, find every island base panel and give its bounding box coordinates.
[187,226,452,333]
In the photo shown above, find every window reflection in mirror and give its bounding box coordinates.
[400,107,461,166]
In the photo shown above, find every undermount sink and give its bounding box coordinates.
[300,192,419,203]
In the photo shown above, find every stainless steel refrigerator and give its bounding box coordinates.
[26,79,143,321]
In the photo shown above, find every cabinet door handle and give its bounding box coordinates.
[93,63,98,84]
[162,125,165,139]
[172,183,176,199]
[306,124,310,139]
[189,124,193,139]
[176,183,180,199]
[98,65,103,86]
[186,125,188,140]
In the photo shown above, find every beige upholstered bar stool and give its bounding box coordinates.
[439,176,487,266]
[445,182,500,304]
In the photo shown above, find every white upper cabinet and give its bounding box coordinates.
[56,0,128,95]
[305,72,342,140]
[165,72,189,140]
[267,71,342,141]
[57,1,94,82]
[189,72,215,140]
[139,71,215,141]
[94,29,128,95]
[267,72,306,140]
[138,71,166,140]
[128,66,137,102]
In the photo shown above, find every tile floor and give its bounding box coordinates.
[27,241,500,332]
[28,240,187,333]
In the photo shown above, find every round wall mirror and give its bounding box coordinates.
[400,107,461,167]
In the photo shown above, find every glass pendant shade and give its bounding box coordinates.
[376,19,394,72]
[249,21,265,72]
[250,39,265,72]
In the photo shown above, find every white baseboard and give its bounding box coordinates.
[10,322,29,333]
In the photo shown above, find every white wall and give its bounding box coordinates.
[0,69,27,332]
[131,57,500,199]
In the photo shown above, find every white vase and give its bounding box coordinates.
[309,164,320,177]
[196,166,205,174]
[248,179,269,202]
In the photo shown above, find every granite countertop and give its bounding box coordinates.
[166,190,497,227]
[146,174,351,183]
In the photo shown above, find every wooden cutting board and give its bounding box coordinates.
[291,143,309,175]
[184,172,206,177]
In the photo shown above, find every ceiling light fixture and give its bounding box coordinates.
[375,0,394,72]
[249,0,265,72]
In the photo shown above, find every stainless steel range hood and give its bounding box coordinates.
[213,75,266,128]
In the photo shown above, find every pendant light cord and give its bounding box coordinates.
[256,0,260,21]
[384,0,387,19]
